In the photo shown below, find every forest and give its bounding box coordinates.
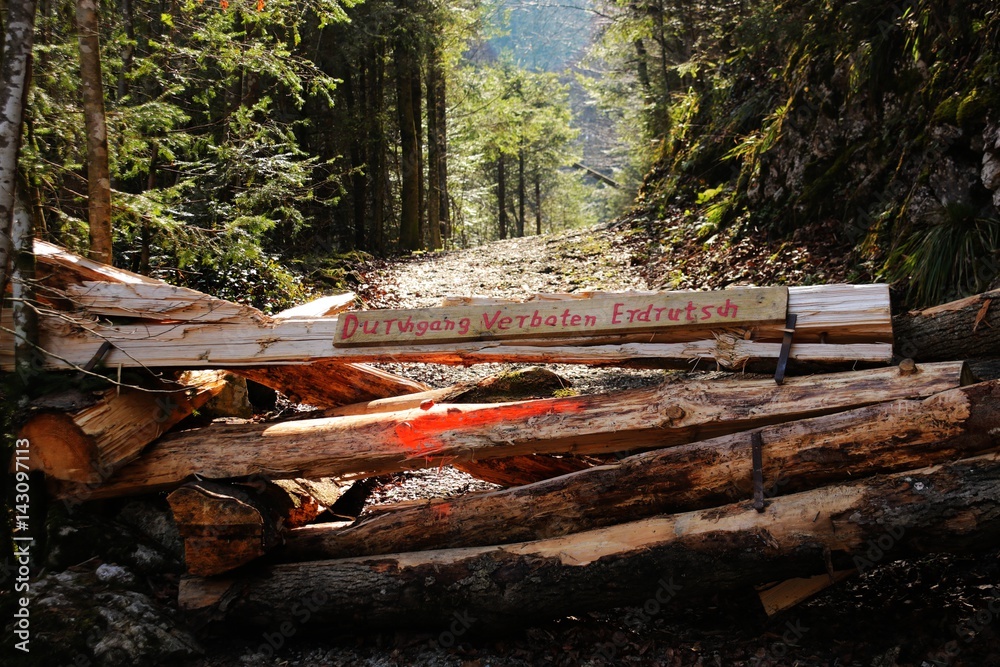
[3,0,999,311]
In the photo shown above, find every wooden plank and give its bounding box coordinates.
[442,284,893,344]
[334,286,789,346]
[1,311,891,371]
[757,570,857,616]
[33,239,162,288]
[65,281,266,323]
[60,362,967,499]
[272,293,357,320]
[234,361,429,408]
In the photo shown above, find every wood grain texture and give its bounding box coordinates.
[179,452,1000,628]
[61,362,967,499]
[334,287,789,346]
[278,379,1000,561]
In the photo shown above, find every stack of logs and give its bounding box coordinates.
[7,241,1000,629]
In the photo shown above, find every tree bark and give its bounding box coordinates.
[0,0,38,294]
[894,289,1000,361]
[395,37,421,250]
[76,0,113,264]
[534,170,541,235]
[517,148,525,237]
[426,53,441,250]
[67,362,967,499]
[497,154,507,239]
[234,361,429,409]
[19,371,231,483]
[11,181,37,392]
[434,55,449,246]
[280,381,1000,561]
[179,452,1000,629]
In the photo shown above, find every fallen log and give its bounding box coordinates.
[18,370,230,483]
[234,361,429,409]
[321,367,587,485]
[894,288,1000,361]
[64,362,968,499]
[168,478,351,576]
[271,293,356,319]
[178,452,1000,628]
[278,379,1000,561]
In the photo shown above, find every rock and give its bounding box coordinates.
[0,567,201,667]
[116,500,184,562]
[981,121,1000,207]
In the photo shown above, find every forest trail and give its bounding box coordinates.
[372,222,645,310]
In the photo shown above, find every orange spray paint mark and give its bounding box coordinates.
[393,400,583,457]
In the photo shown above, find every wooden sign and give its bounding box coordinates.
[334,286,788,347]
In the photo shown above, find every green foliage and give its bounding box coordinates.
[603,0,1000,307]
[883,208,1000,306]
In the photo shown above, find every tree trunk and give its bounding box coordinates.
[411,63,425,246]
[76,0,113,264]
[0,0,38,294]
[497,154,507,239]
[116,0,134,100]
[534,170,541,235]
[370,44,386,253]
[345,73,367,250]
[894,289,1000,361]
[280,381,1000,560]
[68,362,967,499]
[395,41,421,251]
[426,53,441,250]
[11,182,37,393]
[179,452,1000,628]
[517,147,525,237]
[434,56,449,247]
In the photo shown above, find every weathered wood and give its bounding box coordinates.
[894,289,1000,360]
[17,370,230,483]
[167,481,283,577]
[441,284,894,344]
[167,477,351,576]
[279,379,1000,560]
[1,285,893,371]
[234,361,429,409]
[178,452,1000,628]
[335,287,790,346]
[272,293,357,319]
[63,362,967,500]
[65,280,266,323]
[33,238,162,289]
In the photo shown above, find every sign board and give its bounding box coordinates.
[334,286,788,347]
